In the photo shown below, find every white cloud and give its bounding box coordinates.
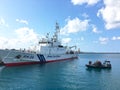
[0,36,20,49]
[0,17,8,27]
[80,37,84,41]
[93,41,98,43]
[92,25,102,33]
[71,0,100,5]
[99,37,109,44]
[97,0,120,29]
[15,27,38,43]
[112,36,120,40]
[0,18,5,25]
[82,13,89,18]
[16,19,28,25]
[0,37,8,49]
[0,27,39,49]
[60,17,89,35]
[61,38,71,44]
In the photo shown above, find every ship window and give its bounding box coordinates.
[58,45,63,47]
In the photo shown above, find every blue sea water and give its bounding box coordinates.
[0,54,120,90]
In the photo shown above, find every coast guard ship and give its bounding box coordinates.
[0,23,79,66]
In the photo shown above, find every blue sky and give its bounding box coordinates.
[0,0,120,52]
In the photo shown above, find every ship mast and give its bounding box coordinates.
[53,22,60,42]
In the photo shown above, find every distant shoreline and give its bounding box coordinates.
[80,52,120,54]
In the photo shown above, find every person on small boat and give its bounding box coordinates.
[103,60,111,67]
[93,60,102,67]
[89,61,92,65]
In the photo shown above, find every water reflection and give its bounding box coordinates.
[86,67,112,73]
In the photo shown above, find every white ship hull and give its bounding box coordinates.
[0,49,78,66]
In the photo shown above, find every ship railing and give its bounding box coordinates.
[3,50,13,61]
[66,50,79,54]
